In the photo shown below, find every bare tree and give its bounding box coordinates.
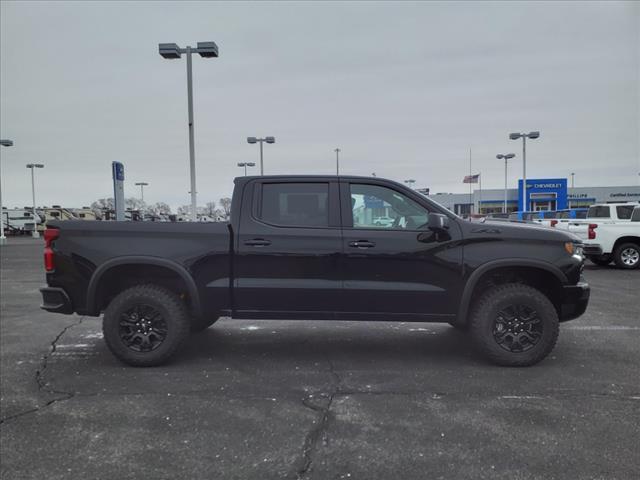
[219,197,232,219]
[147,202,172,216]
[125,197,146,212]
[177,205,191,216]
[91,198,114,211]
[205,201,216,216]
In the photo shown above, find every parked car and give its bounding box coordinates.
[373,216,394,227]
[40,175,589,367]
[578,206,640,268]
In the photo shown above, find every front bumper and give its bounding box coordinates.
[559,281,590,321]
[40,287,73,314]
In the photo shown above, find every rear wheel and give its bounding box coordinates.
[103,284,190,367]
[587,254,612,266]
[613,243,640,269]
[469,284,559,367]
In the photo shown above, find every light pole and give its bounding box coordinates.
[509,131,540,214]
[26,163,44,238]
[0,139,14,245]
[247,137,275,175]
[237,162,256,176]
[496,153,516,213]
[135,182,149,202]
[334,148,341,175]
[404,179,416,189]
[159,41,219,222]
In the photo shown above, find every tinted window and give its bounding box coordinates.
[556,211,569,219]
[616,205,635,220]
[350,183,429,229]
[575,210,587,219]
[631,208,640,222]
[587,206,610,218]
[260,183,329,227]
[542,211,556,219]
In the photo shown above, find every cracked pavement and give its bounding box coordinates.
[1,237,639,479]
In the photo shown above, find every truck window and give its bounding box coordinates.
[260,183,329,227]
[616,205,635,220]
[631,208,640,222]
[587,206,610,218]
[350,184,429,230]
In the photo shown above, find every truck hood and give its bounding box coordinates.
[477,219,582,243]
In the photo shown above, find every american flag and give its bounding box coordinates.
[463,174,480,184]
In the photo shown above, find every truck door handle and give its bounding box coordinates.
[348,240,375,249]
[244,238,271,247]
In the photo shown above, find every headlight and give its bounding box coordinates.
[565,242,584,257]
[564,242,584,257]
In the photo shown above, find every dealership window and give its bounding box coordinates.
[260,183,329,227]
[350,184,429,229]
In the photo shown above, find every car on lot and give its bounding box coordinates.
[576,206,640,269]
[40,175,590,368]
[373,215,394,227]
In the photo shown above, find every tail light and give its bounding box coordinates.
[550,220,558,227]
[44,228,59,272]
[588,223,597,240]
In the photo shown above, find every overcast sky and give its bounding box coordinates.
[1,1,638,210]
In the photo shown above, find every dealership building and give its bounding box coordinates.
[426,178,640,216]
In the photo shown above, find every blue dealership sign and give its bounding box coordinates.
[517,178,567,212]
[364,195,385,209]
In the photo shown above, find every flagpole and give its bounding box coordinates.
[469,148,472,214]
[479,173,482,215]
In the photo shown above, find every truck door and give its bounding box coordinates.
[339,180,463,319]
[234,179,343,316]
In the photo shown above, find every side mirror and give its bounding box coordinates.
[428,213,449,232]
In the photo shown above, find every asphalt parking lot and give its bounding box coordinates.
[1,237,639,480]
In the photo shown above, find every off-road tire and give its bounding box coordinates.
[191,316,219,333]
[103,284,190,367]
[587,254,612,267]
[469,284,559,367]
[612,243,640,270]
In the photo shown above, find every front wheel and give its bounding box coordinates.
[469,284,559,367]
[613,243,640,269]
[103,284,190,367]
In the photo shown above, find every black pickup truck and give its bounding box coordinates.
[40,175,590,367]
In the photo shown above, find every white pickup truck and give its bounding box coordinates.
[562,203,640,268]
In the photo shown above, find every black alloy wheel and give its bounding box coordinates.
[493,304,543,353]
[119,304,168,352]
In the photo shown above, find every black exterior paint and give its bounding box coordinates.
[41,175,590,324]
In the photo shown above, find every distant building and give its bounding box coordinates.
[429,178,640,215]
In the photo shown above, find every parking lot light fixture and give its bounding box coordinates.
[497,153,516,213]
[237,162,256,176]
[135,182,149,202]
[509,131,540,214]
[334,148,341,175]
[1,140,14,245]
[158,41,219,222]
[247,137,276,175]
[26,163,44,238]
